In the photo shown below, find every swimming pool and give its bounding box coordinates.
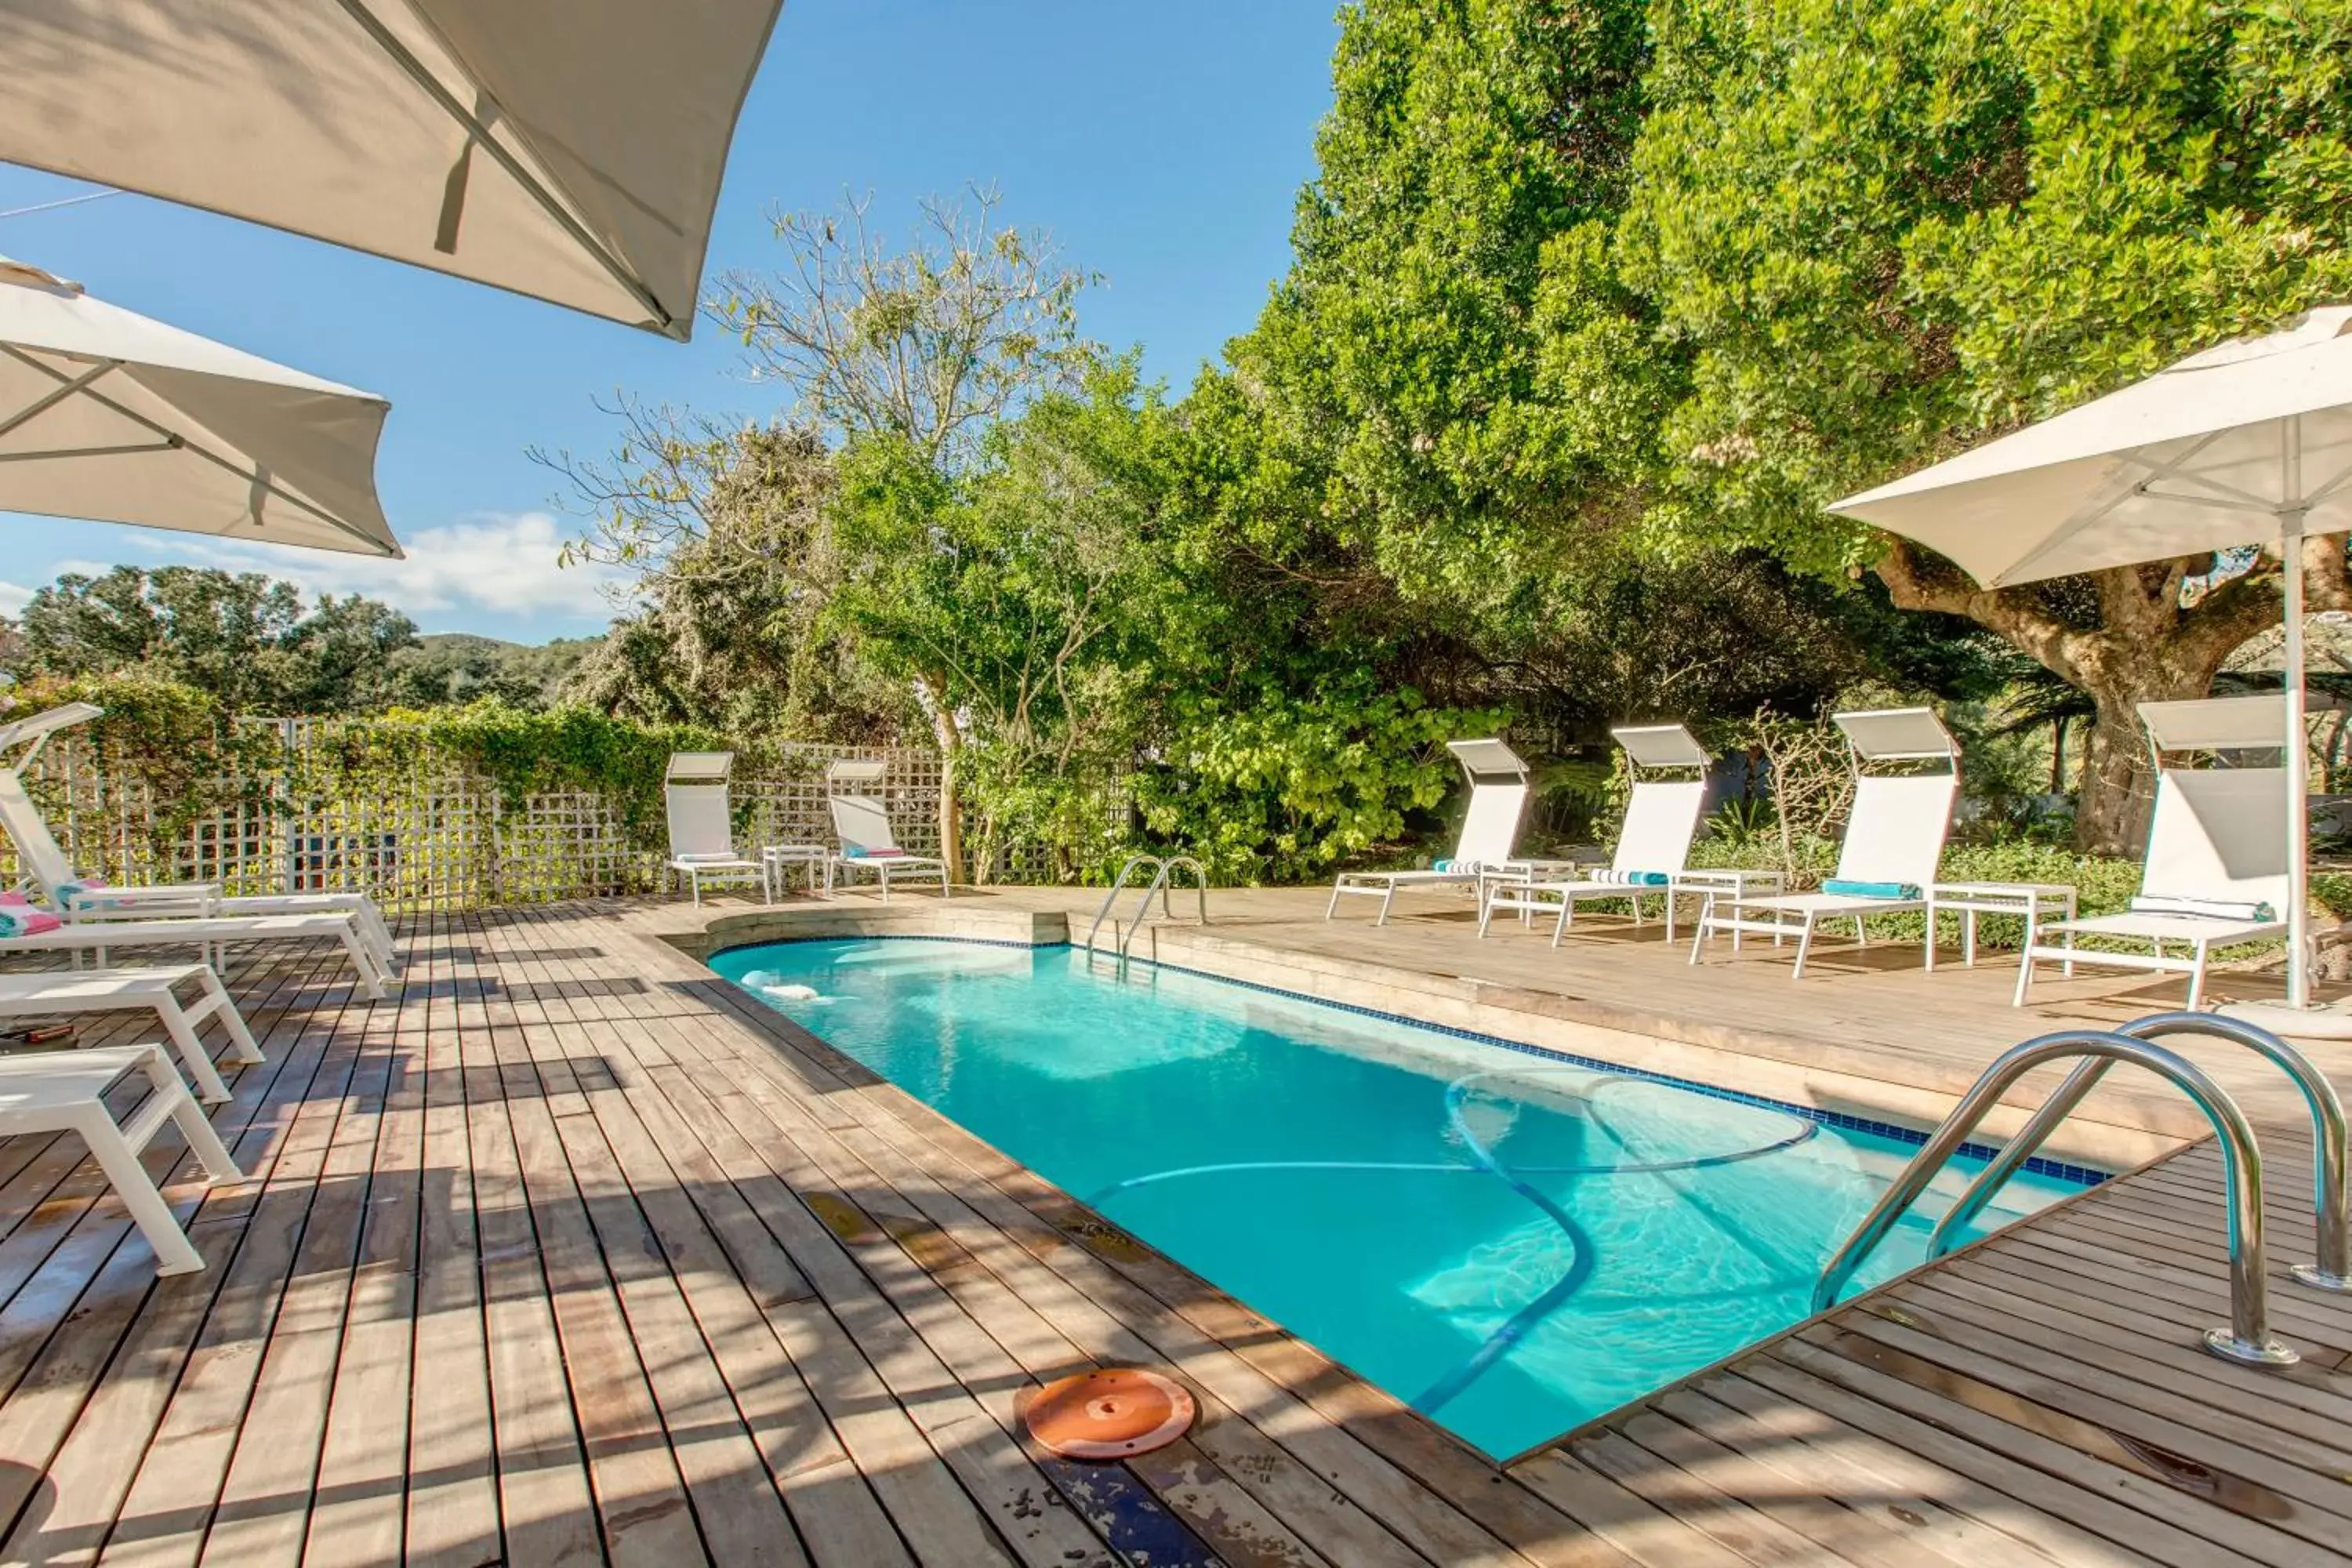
[710,938,2090,1458]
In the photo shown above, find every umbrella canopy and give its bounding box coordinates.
[1832,307,2352,582]
[0,0,783,340]
[1831,305,2352,1015]
[0,256,398,557]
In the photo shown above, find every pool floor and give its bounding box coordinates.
[711,939,2088,1458]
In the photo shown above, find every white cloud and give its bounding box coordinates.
[122,511,631,627]
[0,581,31,617]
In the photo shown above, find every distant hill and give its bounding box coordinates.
[390,632,604,708]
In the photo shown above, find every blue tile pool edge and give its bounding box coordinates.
[706,932,2111,1190]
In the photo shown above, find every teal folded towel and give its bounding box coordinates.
[1823,879,1919,900]
[1592,869,1669,887]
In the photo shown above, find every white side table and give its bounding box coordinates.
[1676,869,1790,950]
[760,844,831,902]
[1926,880,2078,972]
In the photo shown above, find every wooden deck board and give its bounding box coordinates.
[0,894,2343,1566]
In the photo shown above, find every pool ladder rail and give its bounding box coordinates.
[1085,855,1210,963]
[1814,1011,2350,1370]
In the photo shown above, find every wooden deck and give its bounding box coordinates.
[0,895,2347,1566]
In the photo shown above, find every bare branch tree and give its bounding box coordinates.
[706,187,1100,469]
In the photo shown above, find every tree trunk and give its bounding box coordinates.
[1875,541,2347,856]
[917,673,965,884]
[2072,667,2206,853]
[2048,714,2068,794]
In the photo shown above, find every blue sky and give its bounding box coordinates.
[0,2,1338,641]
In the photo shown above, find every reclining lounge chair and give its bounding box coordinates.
[664,751,765,907]
[2016,696,2288,1009]
[1480,724,1781,945]
[1328,739,1563,926]
[1689,707,1959,979]
[0,702,397,975]
[826,761,951,901]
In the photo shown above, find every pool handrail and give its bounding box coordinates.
[1084,855,1209,960]
[1925,1011,2350,1292]
[1809,1026,2296,1368]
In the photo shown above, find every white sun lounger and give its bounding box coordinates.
[1690,707,1959,978]
[828,785,951,902]
[2016,697,2289,1009]
[664,752,765,907]
[0,705,397,975]
[0,1043,244,1276]
[1,912,391,1000]
[1328,739,1566,925]
[0,964,263,1105]
[1479,724,1737,945]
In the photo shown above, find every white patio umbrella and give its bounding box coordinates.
[1830,305,2352,1022]
[0,0,783,339]
[0,256,398,557]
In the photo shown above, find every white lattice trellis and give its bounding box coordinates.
[0,722,952,911]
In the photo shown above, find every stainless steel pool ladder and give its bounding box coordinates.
[1927,1011,2350,1292]
[1084,855,1209,962]
[1811,1017,2348,1370]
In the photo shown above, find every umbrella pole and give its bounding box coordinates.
[2284,416,2312,1010]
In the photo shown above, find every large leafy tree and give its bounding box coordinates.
[1211,0,1998,757]
[16,565,419,713]
[556,189,1099,871]
[1236,0,1658,608]
[828,360,1171,878]
[1621,0,2352,848]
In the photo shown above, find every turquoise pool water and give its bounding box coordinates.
[710,938,2089,1458]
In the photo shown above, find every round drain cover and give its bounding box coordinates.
[1019,1368,1196,1459]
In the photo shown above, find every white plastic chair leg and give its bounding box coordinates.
[198,969,265,1065]
[1792,915,1817,979]
[76,1111,205,1276]
[136,1050,241,1185]
[155,1000,233,1105]
[339,929,388,1001]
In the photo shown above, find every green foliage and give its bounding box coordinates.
[1134,680,1501,884]
[285,701,726,848]
[18,565,421,714]
[386,634,599,710]
[558,423,906,740]
[1622,0,2352,578]
[829,357,1172,768]
[1250,0,1658,602]
[10,670,282,863]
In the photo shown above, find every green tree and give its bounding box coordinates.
[828,359,1169,879]
[1618,0,2352,848]
[385,634,601,710]
[1232,0,1658,609]
[16,565,420,713]
[555,190,1101,873]
[554,423,902,738]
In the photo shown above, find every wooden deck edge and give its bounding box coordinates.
[637,895,1066,962]
[1494,1124,2216,1468]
